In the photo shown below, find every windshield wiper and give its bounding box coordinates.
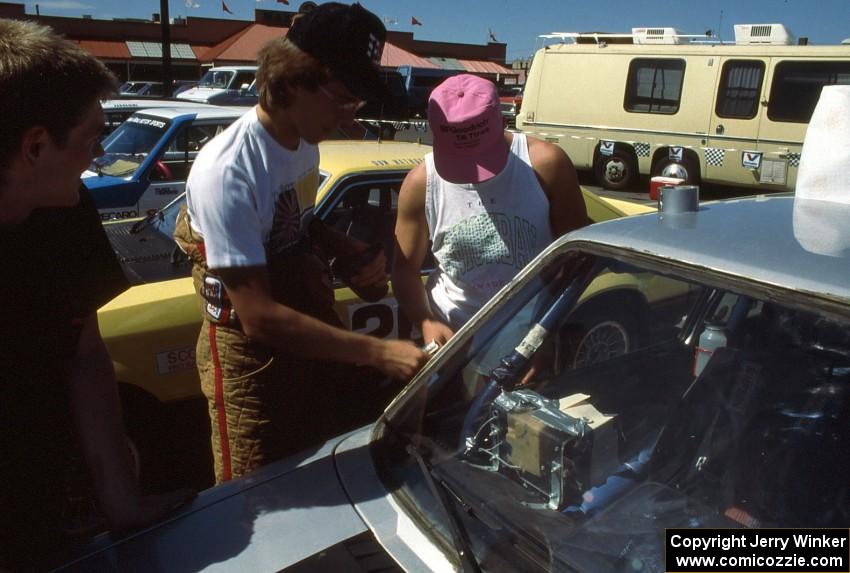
[130,208,163,234]
[406,443,482,573]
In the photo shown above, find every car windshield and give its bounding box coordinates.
[198,70,234,88]
[376,250,850,571]
[92,115,171,177]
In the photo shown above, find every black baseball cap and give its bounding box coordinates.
[286,2,387,102]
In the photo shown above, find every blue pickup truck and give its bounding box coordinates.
[84,106,248,221]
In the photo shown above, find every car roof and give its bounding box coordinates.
[101,99,218,111]
[317,140,431,178]
[130,105,250,121]
[563,194,850,303]
[204,65,258,72]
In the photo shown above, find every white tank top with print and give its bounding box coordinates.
[424,132,552,329]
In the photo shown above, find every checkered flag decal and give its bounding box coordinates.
[366,33,383,65]
[786,153,801,167]
[633,142,650,157]
[704,147,725,167]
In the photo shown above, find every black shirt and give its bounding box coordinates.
[0,186,128,570]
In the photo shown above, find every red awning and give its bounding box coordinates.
[459,59,514,75]
[201,23,287,63]
[77,40,130,60]
[379,43,438,69]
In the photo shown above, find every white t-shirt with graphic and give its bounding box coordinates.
[424,132,553,329]
[186,107,320,269]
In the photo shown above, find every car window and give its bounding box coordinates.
[323,176,430,273]
[92,115,171,177]
[198,70,233,88]
[377,251,850,571]
[232,71,256,90]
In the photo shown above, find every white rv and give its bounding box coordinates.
[519,24,850,190]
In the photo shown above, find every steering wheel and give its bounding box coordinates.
[154,160,173,180]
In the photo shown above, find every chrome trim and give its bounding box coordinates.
[523,121,802,147]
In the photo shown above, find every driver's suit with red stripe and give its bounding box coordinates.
[174,206,346,483]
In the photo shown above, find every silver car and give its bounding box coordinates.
[59,193,850,572]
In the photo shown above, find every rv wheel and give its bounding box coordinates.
[595,150,638,191]
[656,157,699,185]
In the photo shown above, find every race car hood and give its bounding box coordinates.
[57,431,377,572]
[81,172,129,190]
[103,218,189,285]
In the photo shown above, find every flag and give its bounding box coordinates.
[488,28,498,42]
[221,0,233,14]
[383,16,397,25]
[277,0,289,4]
[411,16,422,26]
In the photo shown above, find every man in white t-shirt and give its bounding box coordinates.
[393,74,589,348]
[174,2,427,484]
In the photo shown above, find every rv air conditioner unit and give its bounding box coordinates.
[734,24,794,45]
[632,27,687,45]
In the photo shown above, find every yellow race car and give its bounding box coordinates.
[99,139,651,486]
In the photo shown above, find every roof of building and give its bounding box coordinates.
[76,39,130,59]
[200,23,285,63]
[460,58,514,75]
[379,42,437,69]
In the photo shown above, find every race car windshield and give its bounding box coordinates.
[375,250,850,571]
[93,115,171,177]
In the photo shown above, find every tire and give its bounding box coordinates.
[594,149,638,191]
[119,387,169,492]
[562,300,642,369]
[654,156,700,186]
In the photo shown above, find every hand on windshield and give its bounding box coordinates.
[374,339,429,380]
[422,318,454,348]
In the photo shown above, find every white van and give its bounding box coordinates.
[176,65,258,105]
[519,24,850,190]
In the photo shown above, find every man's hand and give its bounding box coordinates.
[348,244,388,291]
[373,339,429,380]
[422,318,454,347]
[107,488,197,533]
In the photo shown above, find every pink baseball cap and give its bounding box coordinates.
[428,74,508,184]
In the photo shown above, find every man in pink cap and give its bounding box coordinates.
[393,74,589,346]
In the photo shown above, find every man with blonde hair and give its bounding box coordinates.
[0,19,193,571]
[174,2,428,484]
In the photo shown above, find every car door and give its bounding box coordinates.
[706,58,766,186]
[143,120,233,216]
[319,173,435,341]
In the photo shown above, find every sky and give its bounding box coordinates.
[21,0,850,60]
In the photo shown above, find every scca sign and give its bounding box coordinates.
[155,346,197,375]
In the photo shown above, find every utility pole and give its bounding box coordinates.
[160,0,173,97]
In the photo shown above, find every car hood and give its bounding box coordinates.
[103,219,189,285]
[57,432,375,572]
[81,172,130,190]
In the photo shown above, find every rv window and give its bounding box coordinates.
[624,58,685,114]
[716,60,765,119]
[768,61,850,123]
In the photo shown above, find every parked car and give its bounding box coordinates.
[85,106,249,220]
[97,140,650,489]
[62,191,850,570]
[175,66,258,105]
[498,85,523,128]
[100,99,218,136]
[171,80,198,97]
[118,80,163,97]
